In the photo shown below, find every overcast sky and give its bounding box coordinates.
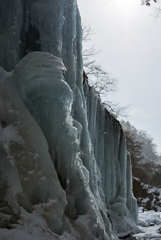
[78,0,161,153]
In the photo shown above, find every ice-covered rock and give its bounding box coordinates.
[84,84,138,237]
[0,67,66,233]
[12,51,115,240]
[0,0,138,239]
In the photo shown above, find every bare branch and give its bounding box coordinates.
[82,25,127,118]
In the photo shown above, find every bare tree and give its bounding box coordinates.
[82,25,99,76]
[82,25,128,118]
[82,26,116,95]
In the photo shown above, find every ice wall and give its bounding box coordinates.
[0,0,138,239]
[84,83,138,237]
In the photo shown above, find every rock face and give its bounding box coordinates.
[0,0,138,239]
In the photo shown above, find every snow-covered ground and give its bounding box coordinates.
[133,208,161,239]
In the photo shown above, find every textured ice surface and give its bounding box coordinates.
[12,51,116,240]
[0,0,137,239]
[0,67,66,233]
[84,84,138,237]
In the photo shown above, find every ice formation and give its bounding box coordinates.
[0,0,138,239]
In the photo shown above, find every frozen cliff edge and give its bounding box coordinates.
[0,52,138,240]
[84,83,138,237]
[0,0,138,239]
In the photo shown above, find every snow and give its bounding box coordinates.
[0,207,59,240]
[133,209,161,239]
[3,208,161,240]
[0,125,24,145]
[0,206,79,240]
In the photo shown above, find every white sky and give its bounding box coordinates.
[78,0,161,153]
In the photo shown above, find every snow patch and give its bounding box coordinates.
[133,209,161,239]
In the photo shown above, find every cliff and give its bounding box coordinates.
[0,0,138,239]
